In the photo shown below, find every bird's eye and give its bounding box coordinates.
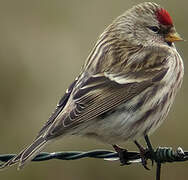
[148,26,160,33]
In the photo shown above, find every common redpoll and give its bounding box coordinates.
[1,2,184,169]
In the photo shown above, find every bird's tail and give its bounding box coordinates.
[0,136,48,170]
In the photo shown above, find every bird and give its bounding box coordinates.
[0,2,184,170]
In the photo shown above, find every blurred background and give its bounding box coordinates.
[0,0,187,179]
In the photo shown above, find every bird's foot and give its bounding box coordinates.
[112,144,131,165]
[134,140,150,170]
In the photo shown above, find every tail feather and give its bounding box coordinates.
[0,137,48,170]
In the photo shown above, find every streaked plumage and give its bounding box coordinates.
[1,2,184,169]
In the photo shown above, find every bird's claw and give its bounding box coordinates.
[134,141,151,170]
[140,151,150,170]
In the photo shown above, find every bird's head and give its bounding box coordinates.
[113,2,182,47]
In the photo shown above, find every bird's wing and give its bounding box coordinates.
[44,64,169,139]
[36,78,78,138]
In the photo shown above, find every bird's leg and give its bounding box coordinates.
[112,144,131,165]
[144,135,155,164]
[134,140,150,170]
[134,135,155,170]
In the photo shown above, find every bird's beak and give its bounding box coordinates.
[165,31,183,42]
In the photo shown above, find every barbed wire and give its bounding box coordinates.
[0,147,188,180]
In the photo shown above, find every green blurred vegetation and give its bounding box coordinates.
[0,0,188,179]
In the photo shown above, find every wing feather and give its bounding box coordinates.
[45,66,168,139]
[36,78,78,138]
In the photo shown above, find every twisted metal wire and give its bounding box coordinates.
[0,147,188,163]
[0,147,188,180]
